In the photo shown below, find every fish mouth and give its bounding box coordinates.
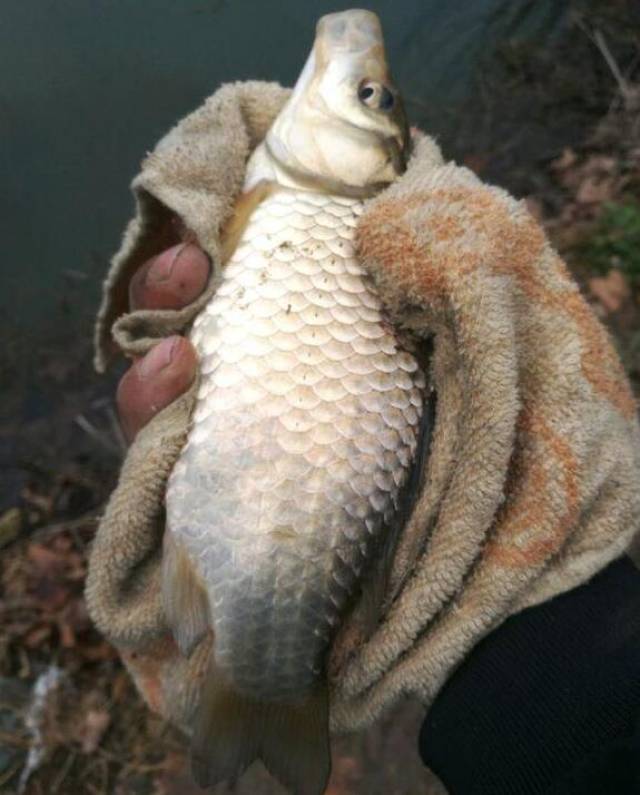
[315,9,384,55]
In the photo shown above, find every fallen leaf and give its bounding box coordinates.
[29,576,72,612]
[551,147,577,172]
[80,709,110,754]
[581,154,616,176]
[58,598,90,647]
[20,487,55,518]
[26,544,64,573]
[576,175,616,204]
[23,624,52,649]
[462,152,488,175]
[110,670,131,703]
[0,508,22,548]
[153,751,204,795]
[57,619,76,649]
[588,269,631,313]
[51,535,72,553]
[325,753,362,795]
[78,641,118,662]
[524,196,544,222]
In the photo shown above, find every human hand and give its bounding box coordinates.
[115,242,210,443]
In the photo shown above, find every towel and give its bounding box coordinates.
[86,80,640,735]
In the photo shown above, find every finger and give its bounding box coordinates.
[116,336,198,443]
[129,243,210,311]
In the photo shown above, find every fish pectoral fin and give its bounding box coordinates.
[192,660,331,795]
[161,531,210,656]
[220,180,277,265]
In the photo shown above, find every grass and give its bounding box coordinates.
[576,200,640,284]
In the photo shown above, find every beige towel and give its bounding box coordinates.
[87,80,640,734]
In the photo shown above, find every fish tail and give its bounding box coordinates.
[162,532,331,792]
[191,657,331,795]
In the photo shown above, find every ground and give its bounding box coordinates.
[1,4,639,793]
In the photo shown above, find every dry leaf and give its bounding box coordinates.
[524,196,544,222]
[462,152,488,175]
[325,754,362,795]
[153,750,205,795]
[79,640,118,662]
[576,175,616,205]
[26,543,64,572]
[110,670,131,703]
[581,154,616,176]
[80,708,111,754]
[23,624,52,649]
[588,269,631,314]
[0,507,22,548]
[551,147,577,172]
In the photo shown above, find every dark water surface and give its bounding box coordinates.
[2,0,564,335]
[2,0,575,511]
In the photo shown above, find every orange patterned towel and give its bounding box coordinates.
[87,81,640,734]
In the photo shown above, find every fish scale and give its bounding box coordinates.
[166,186,425,701]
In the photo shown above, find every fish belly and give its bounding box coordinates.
[165,187,425,701]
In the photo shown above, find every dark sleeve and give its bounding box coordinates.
[419,556,640,795]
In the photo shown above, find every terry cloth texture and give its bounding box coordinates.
[87,80,640,735]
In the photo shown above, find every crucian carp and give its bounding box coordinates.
[163,9,426,794]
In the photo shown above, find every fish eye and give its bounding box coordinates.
[358,80,395,111]
[359,85,375,101]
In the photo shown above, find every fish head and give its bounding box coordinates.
[265,9,409,195]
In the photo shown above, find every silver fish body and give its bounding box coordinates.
[165,187,425,702]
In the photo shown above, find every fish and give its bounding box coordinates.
[163,9,426,794]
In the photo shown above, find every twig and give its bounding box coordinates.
[576,17,637,109]
[74,414,121,456]
[51,750,76,793]
[106,404,127,455]
[0,760,22,787]
[592,29,633,102]
[93,746,122,763]
[99,755,110,795]
[0,730,29,747]
[30,512,100,542]
[122,760,172,774]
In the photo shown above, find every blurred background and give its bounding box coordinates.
[1,0,638,792]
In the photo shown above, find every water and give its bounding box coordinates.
[1,0,564,338]
[0,0,569,510]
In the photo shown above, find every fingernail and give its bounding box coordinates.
[138,337,180,378]
[147,243,189,284]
